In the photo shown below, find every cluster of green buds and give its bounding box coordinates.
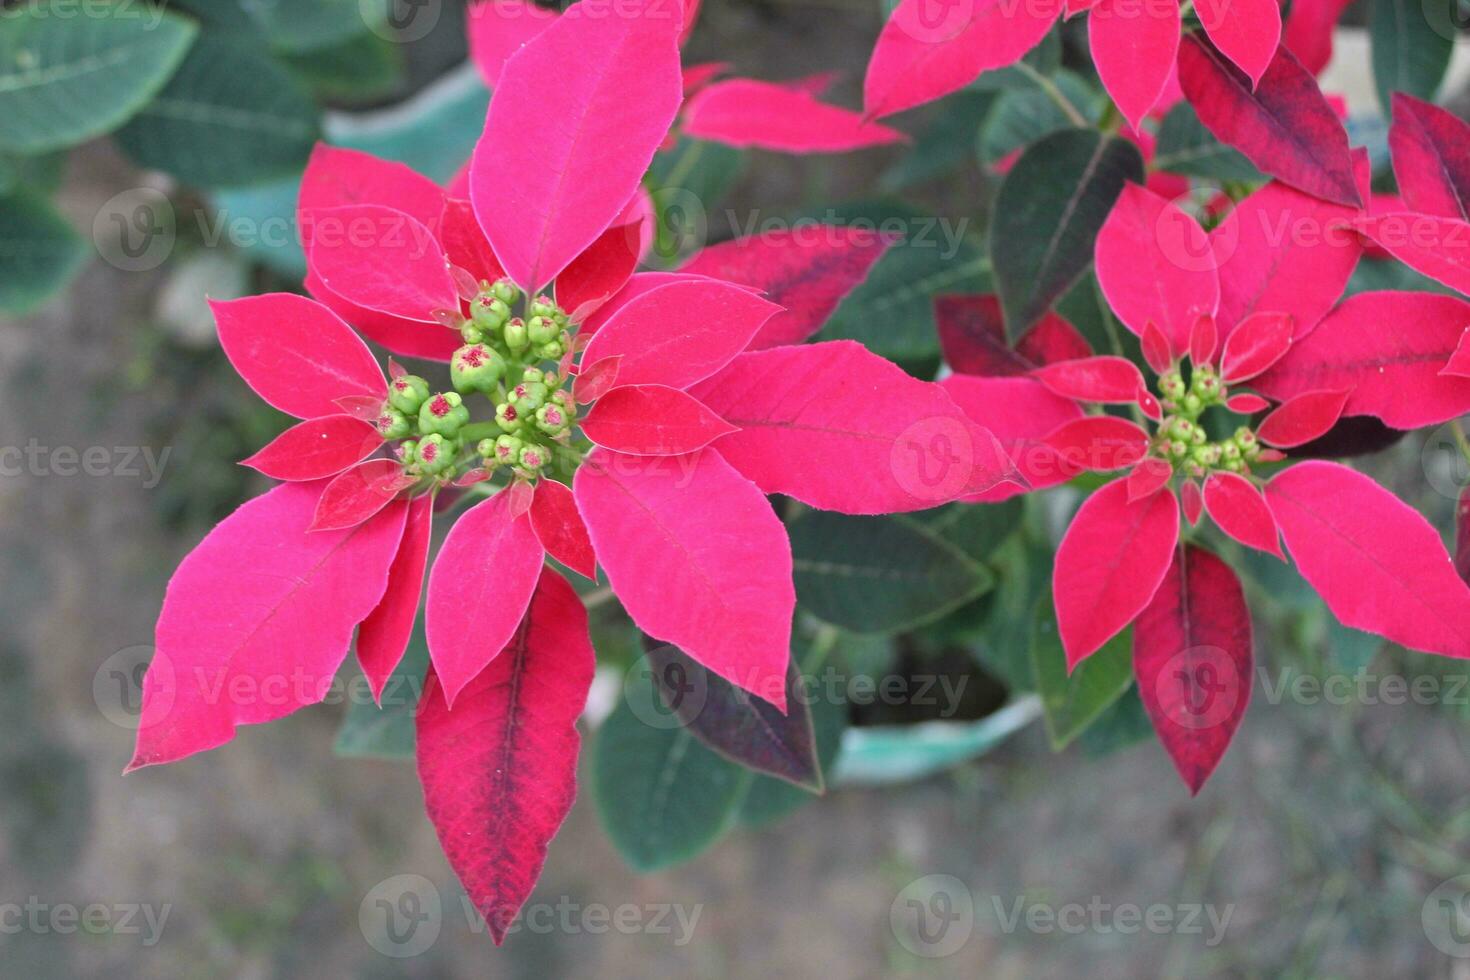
[463,280,572,363]
[1150,363,1262,478]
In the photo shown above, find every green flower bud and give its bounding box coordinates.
[1234,426,1257,449]
[1221,442,1242,463]
[451,343,506,394]
[388,375,431,414]
[495,401,523,433]
[1182,393,1203,415]
[549,389,573,411]
[491,278,519,305]
[1160,371,1186,400]
[1191,444,1221,467]
[460,323,486,345]
[375,408,412,440]
[520,367,545,385]
[529,295,559,318]
[512,380,548,414]
[419,391,470,436]
[504,317,529,354]
[527,314,559,345]
[534,339,566,361]
[1169,440,1189,458]
[470,295,511,332]
[397,440,418,464]
[492,434,524,467]
[475,438,497,460]
[518,444,549,472]
[535,402,572,435]
[1190,426,1207,446]
[415,433,456,475]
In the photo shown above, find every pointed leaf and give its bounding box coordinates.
[1032,355,1146,403]
[128,484,405,770]
[298,144,445,232]
[465,0,559,88]
[1390,93,1470,221]
[684,79,904,151]
[936,295,1093,376]
[1203,472,1283,558]
[1189,314,1219,367]
[358,494,435,703]
[305,204,457,322]
[1181,479,1203,524]
[212,294,385,420]
[1041,416,1149,472]
[312,459,412,531]
[555,221,641,322]
[573,354,623,404]
[1369,0,1453,117]
[1226,392,1271,413]
[425,489,545,706]
[439,197,506,286]
[1054,478,1180,667]
[1031,592,1133,750]
[241,416,382,482]
[1133,544,1253,794]
[528,479,595,579]
[1354,213,1470,297]
[417,568,594,944]
[1266,461,1470,658]
[1196,0,1281,86]
[574,448,793,708]
[469,1,682,292]
[1089,0,1180,129]
[582,384,736,456]
[304,273,461,362]
[1219,311,1294,382]
[1284,0,1353,74]
[940,375,1086,499]
[1257,388,1350,447]
[1127,457,1173,501]
[1445,327,1470,379]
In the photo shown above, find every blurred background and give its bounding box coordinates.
[4,0,1470,976]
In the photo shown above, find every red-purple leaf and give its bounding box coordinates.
[1390,93,1470,222]
[470,1,682,292]
[1203,471,1283,558]
[1210,180,1361,338]
[1054,478,1180,668]
[863,0,1062,119]
[439,197,506,286]
[528,479,596,580]
[1090,0,1180,129]
[940,375,1086,501]
[241,416,383,482]
[1041,416,1150,472]
[680,228,895,349]
[582,384,736,456]
[213,294,386,420]
[1178,34,1361,207]
[684,78,905,151]
[691,341,1021,513]
[1127,457,1174,501]
[555,221,642,322]
[1254,292,1470,428]
[1219,311,1293,382]
[1133,544,1253,794]
[357,493,434,702]
[1032,356,1146,403]
[417,567,594,945]
[1256,388,1350,447]
[1196,0,1281,86]
[312,459,413,531]
[1266,461,1470,658]
[465,0,559,88]
[127,483,405,770]
[935,295,1093,377]
[1095,182,1219,352]
[1354,213,1470,297]
[425,489,545,706]
[573,448,793,708]
[305,205,458,322]
[298,144,444,233]
[581,279,781,389]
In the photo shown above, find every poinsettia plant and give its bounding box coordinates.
[124,0,1019,945]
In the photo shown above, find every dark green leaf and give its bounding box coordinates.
[907,498,1024,562]
[283,29,403,104]
[991,128,1144,339]
[1030,590,1134,749]
[970,28,1063,90]
[646,136,747,266]
[1154,101,1263,182]
[0,189,87,314]
[1371,0,1454,117]
[0,5,197,154]
[790,510,996,635]
[332,635,429,759]
[968,528,1050,692]
[1078,687,1155,758]
[172,0,390,53]
[739,674,848,827]
[881,91,995,191]
[978,70,1101,165]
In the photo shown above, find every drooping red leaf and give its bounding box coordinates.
[127,483,405,770]
[940,375,1086,501]
[1256,388,1350,447]
[1209,180,1361,338]
[416,567,594,945]
[311,459,414,531]
[691,341,1021,513]
[470,1,682,292]
[439,197,506,286]
[1090,0,1180,129]
[1254,292,1470,429]
[862,0,1062,119]
[1040,415,1149,472]
[425,489,545,706]
[1127,457,1173,501]
[1032,356,1147,404]
[1354,213,1470,297]
[528,479,595,580]
[304,205,458,322]
[241,416,383,482]
[1133,544,1253,794]
[465,0,559,88]
[1267,461,1470,657]
[573,448,793,708]
[1218,311,1293,382]
[1189,314,1219,367]
[357,493,435,702]
[1195,0,1281,86]
[1054,477,1180,668]
[582,384,737,456]
[297,144,444,233]
[679,227,896,349]
[212,294,386,420]
[684,78,905,152]
[1203,471,1282,558]
[1390,93,1470,222]
[935,295,1094,377]
[581,279,781,389]
[1283,0,1352,75]
[1095,182,1219,352]
[1178,35,1361,207]
[555,221,642,322]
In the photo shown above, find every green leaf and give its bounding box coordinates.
[171,0,391,53]
[331,634,429,759]
[907,498,1023,562]
[1371,0,1454,117]
[978,70,1101,165]
[0,189,87,315]
[113,33,321,188]
[1325,617,1381,674]
[881,91,995,191]
[645,136,747,267]
[789,510,996,635]
[739,676,849,828]
[0,5,197,154]
[968,528,1050,692]
[593,679,749,872]
[991,128,1144,339]
[282,29,403,104]
[1078,686,1155,758]
[1153,102,1263,182]
[1030,590,1134,750]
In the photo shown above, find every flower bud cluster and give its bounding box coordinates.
[1147,362,1265,481]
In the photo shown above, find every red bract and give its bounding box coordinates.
[126,2,1018,942]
